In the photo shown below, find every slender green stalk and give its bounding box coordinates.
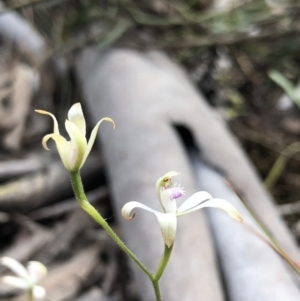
[27,289,33,301]
[154,245,174,281]
[152,280,163,301]
[150,244,174,301]
[264,141,300,189]
[70,171,152,279]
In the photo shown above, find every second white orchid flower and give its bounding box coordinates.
[35,103,115,172]
[122,172,243,248]
[0,257,47,299]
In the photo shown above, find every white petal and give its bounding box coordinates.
[35,110,60,135]
[83,117,115,168]
[177,191,213,214]
[0,257,29,279]
[1,276,30,290]
[155,212,177,248]
[121,201,159,220]
[33,285,46,299]
[27,262,47,284]
[65,120,87,171]
[155,171,180,199]
[67,103,86,136]
[160,189,177,213]
[178,197,243,222]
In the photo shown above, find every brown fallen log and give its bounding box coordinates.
[0,222,54,281]
[0,156,46,181]
[29,187,108,221]
[41,245,103,301]
[36,208,97,263]
[76,48,300,300]
[27,194,109,271]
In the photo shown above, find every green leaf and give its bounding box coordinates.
[268,69,300,109]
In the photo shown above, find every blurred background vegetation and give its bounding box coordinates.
[1,1,300,298]
[2,0,300,237]
[6,0,300,236]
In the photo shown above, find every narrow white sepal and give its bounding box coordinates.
[0,257,29,280]
[121,201,160,220]
[1,276,29,289]
[155,212,177,248]
[177,191,213,214]
[201,198,243,222]
[178,196,243,222]
[34,110,60,135]
[83,117,115,167]
[42,134,69,169]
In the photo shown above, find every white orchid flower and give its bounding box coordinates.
[35,103,115,172]
[122,171,243,248]
[0,257,47,299]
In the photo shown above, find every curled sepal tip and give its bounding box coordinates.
[121,202,158,220]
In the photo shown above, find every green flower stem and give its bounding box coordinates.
[151,244,174,301]
[70,171,152,280]
[152,280,163,301]
[28,288,33,301]
[154,244,173,281]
